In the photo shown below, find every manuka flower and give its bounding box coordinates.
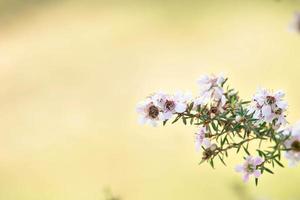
[284,123,300,167]
[248,88,288,127]
[235,156,264,182]
[195,126,211,151]
[136,97,163,126]
[195,74,226,107]
[154,91,192,120]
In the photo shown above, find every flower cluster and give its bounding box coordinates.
[248,88,288,128]
[136,91,191,126]
[136,74,299,185]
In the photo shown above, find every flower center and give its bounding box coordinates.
[210,107,218,114]
[165,100,175,111]
[148,105,159,119]
[256,103,262,109]
[291,140,300,152]
[266,96,276,105]
[275,108,282,115]
[246,164,255,173]
[211,78,218,86]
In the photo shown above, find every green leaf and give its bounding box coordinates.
[211,121,218,132]
[243,146,250,156]
[241,101,251,104]
[163,120,168,126]
[172,116,181,124]
[221,78,228,87]
[190,117,194,125]
[221,137,227,147]
[255,178,259,186]
[236,145,242,153]
[256,149,266,157]
[198,159,205,165]
[224,150,228,157]
[209,159,215,169]
[188,102,194,111]
[257,150,262,157]
[264,167,274,174]
[218,155,227,166]
[182,117,187,125]
[274,159,284,168]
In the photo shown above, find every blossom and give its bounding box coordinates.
[195,74,226,107]
[248,88,288,127]
[284,123,300,167]
[195,126,211,151]
[154,91,192,120]
[136,97,163,126]
[289,11,300,34]
[235,156,264,182]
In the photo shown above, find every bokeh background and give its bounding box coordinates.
[1,0,300,199]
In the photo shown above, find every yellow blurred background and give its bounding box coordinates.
[1,0,300,199]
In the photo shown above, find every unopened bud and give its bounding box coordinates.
[209,144,218,151]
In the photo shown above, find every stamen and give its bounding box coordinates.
[148,105,159,118]
[291,141,300,152]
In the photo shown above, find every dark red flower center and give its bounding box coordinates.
[148,105,159,119]
[165,100,175,111]
[266,96,276,105]
[291,140,300,152]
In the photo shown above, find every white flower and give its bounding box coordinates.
[173,91,192,112]
[136,97,163,126]
[289,11,300,34]
[284,123,300,167]
[235,156,264,182]
[248,88,288,127]
[154,91,191,120]
[195,126,211,151]
[195,74,226,107]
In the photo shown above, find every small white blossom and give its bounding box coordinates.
[235,156,264,182]
[195,126,211,151]
[136,97,163,126]
[248,88,288,127]
[195,74,226,107]
[154,91,192,120]
[284,123,300,167]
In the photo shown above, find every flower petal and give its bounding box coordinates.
[175,103,187,113]
[195,141,201,152]
[262,105,272,117]
[253,157,264,166]
[162,112,173,120]
[235,165,244,172]
[138,116,147,125]
[243,173,250,182]
[202,138,211,148]
[253,170,261,178]
[274,90,285,100]
[276,101,288,110]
